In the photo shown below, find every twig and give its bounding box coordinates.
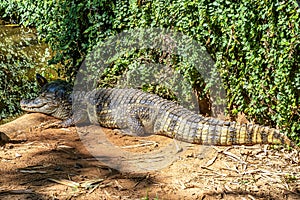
[202,155,218,168]
[48,178,80,188]
[121,141,158,149]
[87,184,100,194]
[222,151,247,164]
[201,166,227,177]
[0,189,34,195]
[19,170,47,174]
[104,189,112,199]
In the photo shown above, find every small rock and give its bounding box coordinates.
[15,152,22,158]
[0,132,10,146]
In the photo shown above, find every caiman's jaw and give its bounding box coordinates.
[20,98,58,115]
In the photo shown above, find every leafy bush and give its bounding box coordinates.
[0,23,53,122]
[0,62,37,121]
[1,0,299,143]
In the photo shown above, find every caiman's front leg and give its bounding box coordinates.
[36,118,74,129]
[37,110,88,129]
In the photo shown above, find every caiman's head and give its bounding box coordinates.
[20,74,73,119]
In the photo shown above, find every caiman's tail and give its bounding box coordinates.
[159,118,298,149]
[212,123,296,148]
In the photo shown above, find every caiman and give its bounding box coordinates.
[20,74,297,148]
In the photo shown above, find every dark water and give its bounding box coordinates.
[0,19,53,124]
[0,19,51,67]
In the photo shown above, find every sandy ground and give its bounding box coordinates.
[0,113,299,200]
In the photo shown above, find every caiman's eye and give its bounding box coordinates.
[55,90,64,99]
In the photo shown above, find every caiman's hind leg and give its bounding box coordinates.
[119,107,154,137]
[125,115,148,136]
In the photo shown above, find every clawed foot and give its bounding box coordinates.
[35,120,65,130]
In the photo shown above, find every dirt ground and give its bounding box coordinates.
[0,113,299,200]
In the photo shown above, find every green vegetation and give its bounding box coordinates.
[0,24,52,121]
[0,0,299,143]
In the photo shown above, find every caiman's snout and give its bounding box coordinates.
[20,99,31,110]
[20,98,48,112]
[20,94,62,116]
